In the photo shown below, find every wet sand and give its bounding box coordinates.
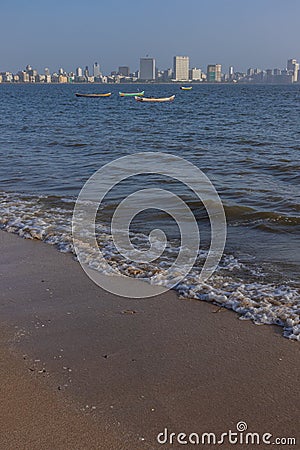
[0,230,299,449]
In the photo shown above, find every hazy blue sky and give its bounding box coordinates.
[1,0,299,74]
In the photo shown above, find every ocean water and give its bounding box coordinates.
[0,83,299,340]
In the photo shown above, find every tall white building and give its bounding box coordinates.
[287,58,299,82]
[173,56,189,81]
[93,62,101,78]
[229,65,234,79]
[140,58,156,80]
[76,67,83,77]
[189,68,201,81]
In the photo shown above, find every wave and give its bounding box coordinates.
[172,200,300,230]
[224,205,300,228]
[0,190,299,341]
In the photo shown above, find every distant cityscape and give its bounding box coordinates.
[0,56,299,84]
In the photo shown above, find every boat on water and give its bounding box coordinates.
[135,95,175,103]
[119,91,144,97]
[75,93,112,98]
[180,86,192,90]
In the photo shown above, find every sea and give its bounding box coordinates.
[0,83,299,340]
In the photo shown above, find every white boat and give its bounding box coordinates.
[134,95,175,103]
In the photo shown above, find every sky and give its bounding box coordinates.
[1,0,299,74]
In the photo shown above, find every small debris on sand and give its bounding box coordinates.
[121,309,137,315]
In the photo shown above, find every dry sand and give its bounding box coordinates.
[0,230,299,449]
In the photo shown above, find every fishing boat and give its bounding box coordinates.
[75,92,112,98]
[180,86,192,90]
[135,95,175,103]
[119,91,144,97]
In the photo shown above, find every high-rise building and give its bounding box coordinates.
[207,65,215,82]
[287,58,299,82]
[287,59,297,71]
[76,67,83,77]
[28,69,38,78]
[162,68,173,81]
[189,68,201,81]
[265,69,273,83]
[173,56,189,81]
[19,71,30,82]
[139,58,156,80]
[293,64,299,82]
[93,62,101,77]
[216,64,222,82]
[84,66,89,78]
[118,66,130,77]
[229,66,234,80]
[207,64,222,82]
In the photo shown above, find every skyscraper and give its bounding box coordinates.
[189,68,201,81]
[207,64,222,82]
[93,62,101,78]
[216,64,222,82]
[229,66,234,80]
[118,66,130,77]
[287,59,297,71]
[162,68,173,81]
[173,56,189,81]
[76,67,83,77]
[287,58,299,82]
[139,58,156,80]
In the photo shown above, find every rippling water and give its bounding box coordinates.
[0,83,299,340]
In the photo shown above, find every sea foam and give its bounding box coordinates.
[0,191,299,341]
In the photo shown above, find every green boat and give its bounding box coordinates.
[119,90,144,97]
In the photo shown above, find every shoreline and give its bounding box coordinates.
[0,230,299,449]
[1,190,299,341]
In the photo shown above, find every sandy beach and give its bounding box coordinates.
[0,230,299,449]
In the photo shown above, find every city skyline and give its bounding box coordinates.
[1,54,300,77]
[1,0,300,74]
[2,54,300,79]
[1,56,299,84]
